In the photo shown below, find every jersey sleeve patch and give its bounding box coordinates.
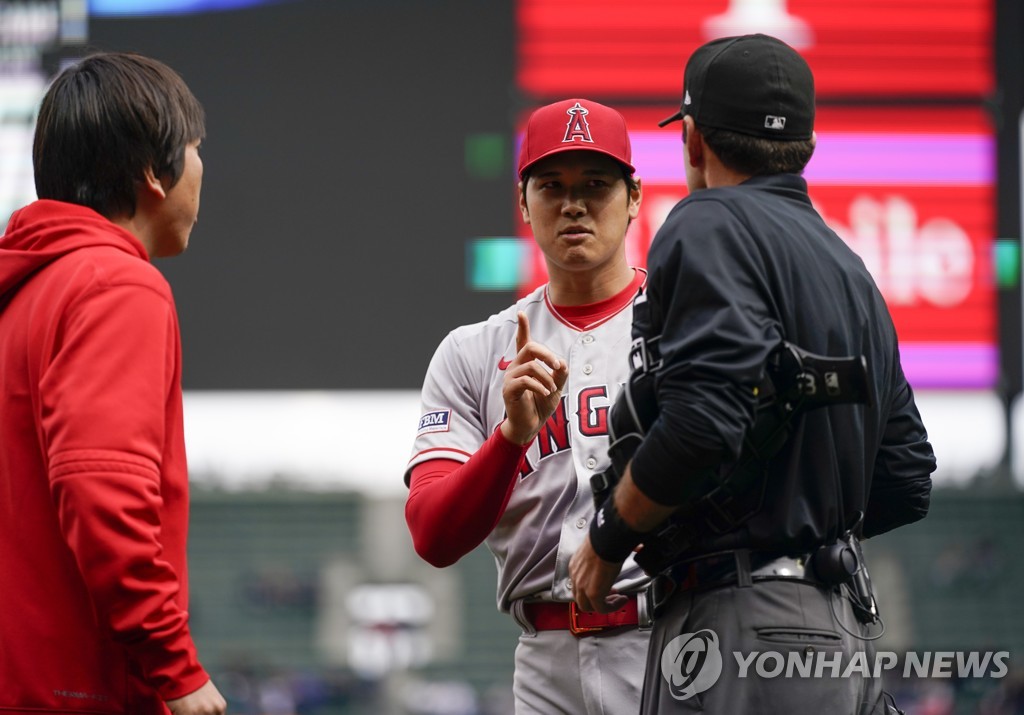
[417,409,452,435]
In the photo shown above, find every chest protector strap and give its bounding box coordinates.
[591,338,873,577]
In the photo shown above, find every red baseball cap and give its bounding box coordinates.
[517,98,635,180]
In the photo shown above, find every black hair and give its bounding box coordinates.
[697,124,814,176]
[33,52,205,218]
[521,161,638,196]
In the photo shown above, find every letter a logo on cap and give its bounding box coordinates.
[562,102,594,144]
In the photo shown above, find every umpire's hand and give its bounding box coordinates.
[570,535,628,614]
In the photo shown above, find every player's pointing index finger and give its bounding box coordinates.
[516,311,530,355]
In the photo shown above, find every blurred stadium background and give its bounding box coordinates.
[3,0,1024,713]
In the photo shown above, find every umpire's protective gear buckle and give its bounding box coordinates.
[768,341,875,412]
[629,335,662,373]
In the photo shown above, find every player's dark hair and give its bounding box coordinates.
[33,52,205,219]
[619,164,640,227]
[619,164,640,194]
[697,123,814,176]
[521,163,638,197]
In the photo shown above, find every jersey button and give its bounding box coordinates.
[585,457,597,470]
[582,364,593,375]
[582,334,595,344]
[576,517,587,529]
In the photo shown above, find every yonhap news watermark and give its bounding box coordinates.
[662,629,1011,701]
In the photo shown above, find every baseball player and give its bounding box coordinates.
[404,98,652,714]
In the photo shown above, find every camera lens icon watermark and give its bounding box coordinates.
[661,629,724,700]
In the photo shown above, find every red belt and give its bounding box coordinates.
[524,597,640,637]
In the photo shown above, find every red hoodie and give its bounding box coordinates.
[0,200,208,713]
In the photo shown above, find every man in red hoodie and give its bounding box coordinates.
[0,53,226,714]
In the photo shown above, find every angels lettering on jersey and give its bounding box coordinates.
[515,383,617,479]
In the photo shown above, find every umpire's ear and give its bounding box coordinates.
[518,180,531,224]
[683,116,703,169]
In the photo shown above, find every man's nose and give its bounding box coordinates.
[562,193,586,217]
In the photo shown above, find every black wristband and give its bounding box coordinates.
[589,495,645,563]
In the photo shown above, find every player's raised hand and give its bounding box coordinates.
[500,312,569,445]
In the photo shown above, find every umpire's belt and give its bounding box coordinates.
[523,593,651,637]
[665,549,818,595]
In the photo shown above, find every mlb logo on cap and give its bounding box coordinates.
[518,98,635,179]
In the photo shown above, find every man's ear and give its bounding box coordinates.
[683,116,704,169]
[140,166,168,200]
[518,181,531,224]
[628,177,642,220]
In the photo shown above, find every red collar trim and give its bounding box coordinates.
[545,268,647,331]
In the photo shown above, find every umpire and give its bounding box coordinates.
[570,34,936,714]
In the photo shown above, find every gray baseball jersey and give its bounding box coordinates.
[407,283,649,612]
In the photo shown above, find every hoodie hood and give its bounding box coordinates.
[0,199,149,303]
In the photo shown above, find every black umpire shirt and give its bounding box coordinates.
[630,173,935,554]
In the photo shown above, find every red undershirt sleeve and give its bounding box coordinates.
[405,426,528,567]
